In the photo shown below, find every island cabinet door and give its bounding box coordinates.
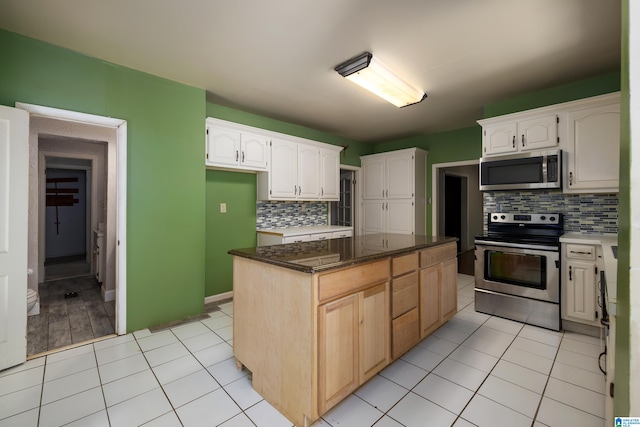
[419,264,441,338]
[441,258,458,320]
[359,283,390,383]
[318,294,359,415]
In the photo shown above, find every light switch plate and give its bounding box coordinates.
[220,203,227,213]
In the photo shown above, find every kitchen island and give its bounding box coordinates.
[229,234,457,427]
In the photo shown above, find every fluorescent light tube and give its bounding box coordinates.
[335,52,426,107]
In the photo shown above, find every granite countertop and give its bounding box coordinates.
[229,233,457,273]
[256,225,353,236]
[560,232,618,314]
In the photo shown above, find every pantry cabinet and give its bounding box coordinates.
[360,148,427,235]
[565,101,620,193]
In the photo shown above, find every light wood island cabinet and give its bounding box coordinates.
[230,236,457,427]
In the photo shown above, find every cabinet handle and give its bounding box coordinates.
[522,134,525,147]
[242,151,245,162]
[386,189,389,197]
[569,266,572,281]
[569,171,573,185]
[318,237,327,240]
[294,185,297,195]
[512,136,515,148]
[382,190,385,197]
[298,186,301,195]
[236,150,239,161]
[570,250,592,255]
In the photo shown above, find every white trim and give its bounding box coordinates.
[431,159,479,239]
[17,102,128,335]
[205,291,233,305]
[102,288,115,302]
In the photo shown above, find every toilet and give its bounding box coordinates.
[27,288,39,315]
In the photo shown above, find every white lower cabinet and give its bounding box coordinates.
[562,243,600,326]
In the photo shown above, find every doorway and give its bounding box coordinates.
[44,163,91,282]
[433,160,483,276]
[18,102,128,359]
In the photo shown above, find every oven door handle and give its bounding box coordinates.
[474,240,559,252]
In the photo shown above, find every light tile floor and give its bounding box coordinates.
[0,274,607,427]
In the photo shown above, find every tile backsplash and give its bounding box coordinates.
[483,191,618,234]
[257,201,328,230]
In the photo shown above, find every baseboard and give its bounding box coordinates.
[205,291,233,305]
[102,287,116,302]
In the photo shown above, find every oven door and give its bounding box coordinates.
[474,241,560,303]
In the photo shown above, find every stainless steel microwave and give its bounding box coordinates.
[479,149,561,191]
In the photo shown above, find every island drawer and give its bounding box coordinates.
[392,308,420,359]
[421,242,457,268]
[318,259,389,303]
[391,272,419,318]
[392,252,419,277]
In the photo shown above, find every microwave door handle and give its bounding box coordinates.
[542,157,548,183]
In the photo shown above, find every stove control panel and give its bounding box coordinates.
[489,212,561,225]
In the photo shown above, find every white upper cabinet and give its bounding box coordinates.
[320,148,340,200]
[297,143,321,199]
[477,92,620,193]
[206,119,268,172]
[565,100,620,193]
[206,117,342,200]
[268,138,298,199]
[480,114,558,156]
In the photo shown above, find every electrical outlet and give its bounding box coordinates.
[220,203,227,213]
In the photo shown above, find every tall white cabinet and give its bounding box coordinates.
[360,148,427,235]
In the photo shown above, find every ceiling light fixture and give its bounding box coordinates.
[334,52,426,108]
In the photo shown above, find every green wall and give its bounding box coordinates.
[483,71,621,118]
[203,102,371,296]
[614,0,630,415]
[0,29,206,332]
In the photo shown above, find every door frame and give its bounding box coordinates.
[432,159,479,251]
[17,103,127,335]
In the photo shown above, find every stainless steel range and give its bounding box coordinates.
[474,212,563,331]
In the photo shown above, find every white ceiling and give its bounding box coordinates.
[0,0,621,143]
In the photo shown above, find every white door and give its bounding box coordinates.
[0,105,29,371]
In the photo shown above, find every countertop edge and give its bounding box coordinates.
[229,237,457,274]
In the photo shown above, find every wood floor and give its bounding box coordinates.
[27,275,115,356]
